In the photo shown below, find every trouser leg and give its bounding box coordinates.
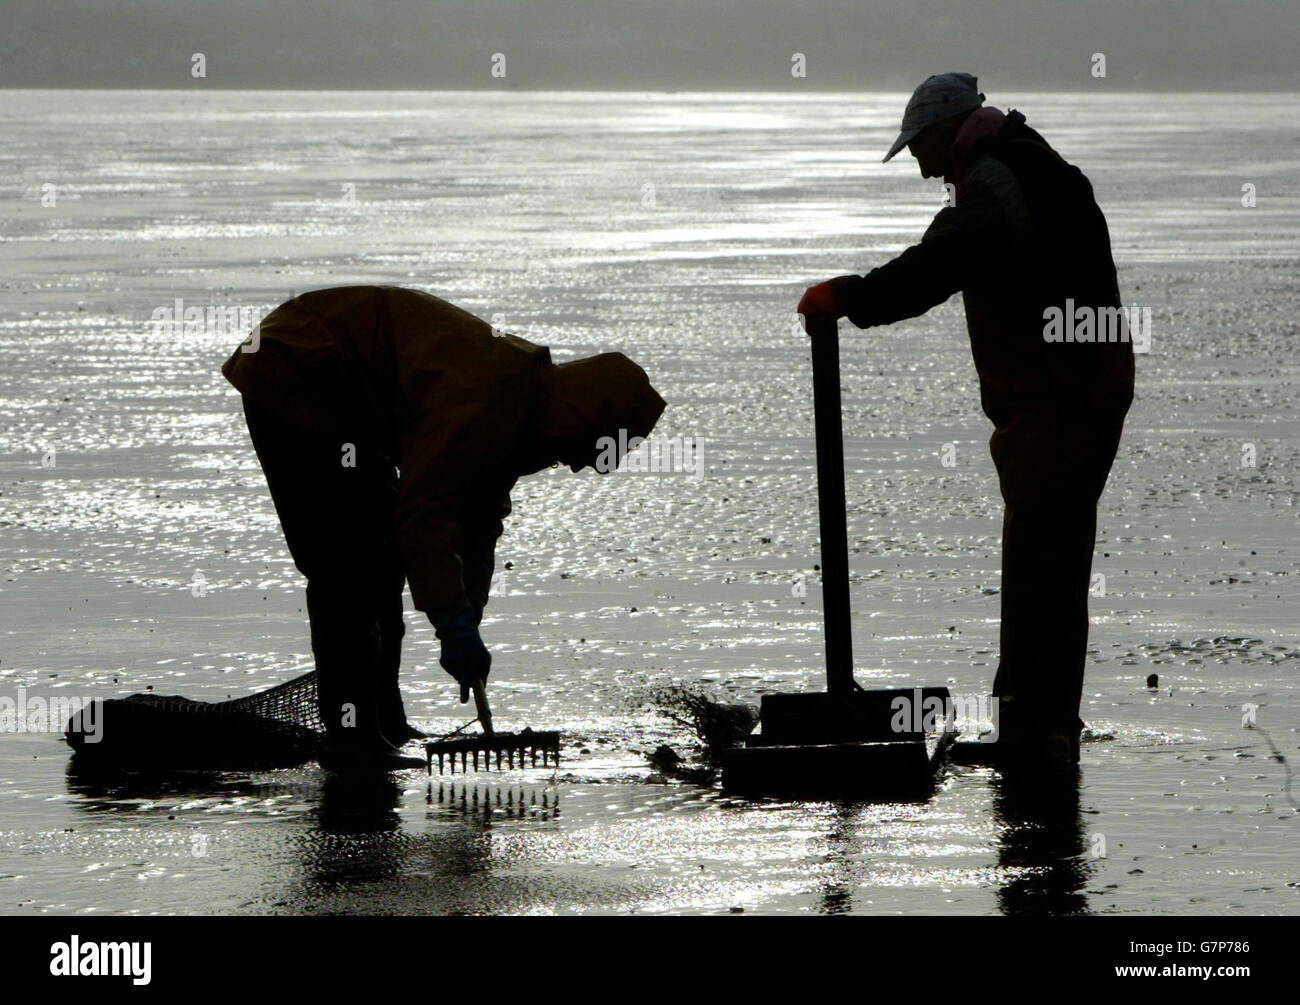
[989,405,1126,730]
[374,554,412,744]
[241,398,405,747]
[305,577,385,742]
[992,496,1096,726]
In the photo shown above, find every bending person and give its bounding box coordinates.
[223,286,666,770]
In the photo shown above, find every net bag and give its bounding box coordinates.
[65,671,324,770]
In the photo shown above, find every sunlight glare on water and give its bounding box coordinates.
[0,90,1297,914]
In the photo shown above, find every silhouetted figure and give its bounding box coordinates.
[224,286,665,770]
[800,74,1134,771]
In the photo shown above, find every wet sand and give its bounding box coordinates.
[1,90,1297,914]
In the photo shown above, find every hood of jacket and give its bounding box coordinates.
[525,352,667,472]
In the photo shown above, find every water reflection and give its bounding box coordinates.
[429,780,560,822]
[301,779,559,894]
[993,769,1091,916]
[314,771,405,835]
[65,757,295,810]
[799,771,1091,916]
[817,801,865,915]
[65,755,1091,914]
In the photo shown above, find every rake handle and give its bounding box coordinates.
[471,679,494,736]
[806,314,855,698]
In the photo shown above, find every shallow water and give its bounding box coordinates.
[0,90,1297,914]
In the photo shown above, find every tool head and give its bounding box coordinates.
[425,729,561,775]
[720,688,956,799]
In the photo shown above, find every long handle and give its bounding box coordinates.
[806,315,854,698]
[471,680,494,736]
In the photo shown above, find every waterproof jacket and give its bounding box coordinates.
[830,109,1135,429]
[222,286,551,614]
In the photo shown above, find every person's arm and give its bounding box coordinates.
[424,493,509,702]
[395,399,506,698]
[399,487,496,702]
[395,480,472,614]
[823,160,1019,329]
[459,494,511,618]
[395,379,514,612]
[827,224,968,329]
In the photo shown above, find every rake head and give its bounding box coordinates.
[424,728,561,775]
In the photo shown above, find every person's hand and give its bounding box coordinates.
[430,594,491,703]
[797,281,842,323]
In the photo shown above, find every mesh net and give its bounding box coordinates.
[221,669,325,732]
[65,671,325,770]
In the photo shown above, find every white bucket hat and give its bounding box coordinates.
[883,72,986,162]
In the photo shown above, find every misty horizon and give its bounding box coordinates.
[3,0,1297,91]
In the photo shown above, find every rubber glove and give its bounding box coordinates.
[429,594,491,703]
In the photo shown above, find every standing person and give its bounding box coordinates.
[798,73,1135,771]
[224,286,666,770]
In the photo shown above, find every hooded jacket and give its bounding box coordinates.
[830,108,1135,430]
[222,286,665,613]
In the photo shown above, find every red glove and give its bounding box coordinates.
[797,281,841,321]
